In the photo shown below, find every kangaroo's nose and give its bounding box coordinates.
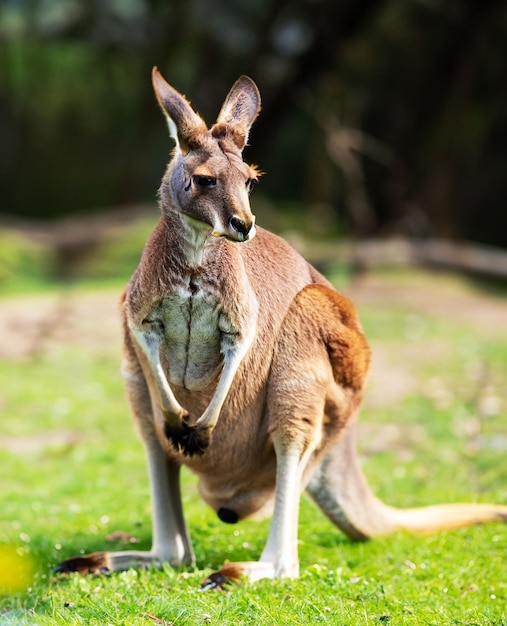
[229,215,255,241]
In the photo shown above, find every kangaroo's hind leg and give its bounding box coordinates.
[55,326,195,575]
[307,286,507,539]
[202,283,371,585]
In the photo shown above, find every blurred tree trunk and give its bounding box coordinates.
[377,0,505,239]
[246,0,386,159]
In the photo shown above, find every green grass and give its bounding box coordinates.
[1,274,506,625]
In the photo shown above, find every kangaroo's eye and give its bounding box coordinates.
[193,175,217,188]
[246,178,258,193]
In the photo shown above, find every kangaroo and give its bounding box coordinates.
[55,68,507,584]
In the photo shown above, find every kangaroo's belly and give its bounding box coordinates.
[195,437,279,522]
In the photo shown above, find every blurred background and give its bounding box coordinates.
[1,3,507,610]
[1,0,507,285]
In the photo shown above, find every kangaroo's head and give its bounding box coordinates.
[152,68,261,242]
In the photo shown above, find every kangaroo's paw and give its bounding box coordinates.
[164,420,211,457]
[53,551,111,576]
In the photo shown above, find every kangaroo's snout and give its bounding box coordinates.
[229,215,255,241]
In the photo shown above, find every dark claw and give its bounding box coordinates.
[201,563,243,591]
[53,551,111,576]
[200,564,242,591]
[164,421,210,457]
[200,571,230,591]
[200,563,243,591]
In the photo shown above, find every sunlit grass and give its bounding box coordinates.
[1,273,506,625]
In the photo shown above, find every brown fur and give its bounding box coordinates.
[55,69,507,583]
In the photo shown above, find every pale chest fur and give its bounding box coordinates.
[133,272,241,391]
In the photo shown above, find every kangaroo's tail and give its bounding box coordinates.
[307,422,507,541]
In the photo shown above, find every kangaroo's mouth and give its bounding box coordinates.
[212,218,256,242]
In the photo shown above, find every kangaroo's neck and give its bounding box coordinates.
[165,209,215,269]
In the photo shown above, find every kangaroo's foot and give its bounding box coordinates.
[54,549,192,576]
[53,552,112,576]
[200,559,299,590]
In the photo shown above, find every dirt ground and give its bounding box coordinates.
[1,271,505,360]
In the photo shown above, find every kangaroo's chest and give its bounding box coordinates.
[149,278,233,390]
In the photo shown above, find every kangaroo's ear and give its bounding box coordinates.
[215,76,261,150]
[152,67,207,155]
